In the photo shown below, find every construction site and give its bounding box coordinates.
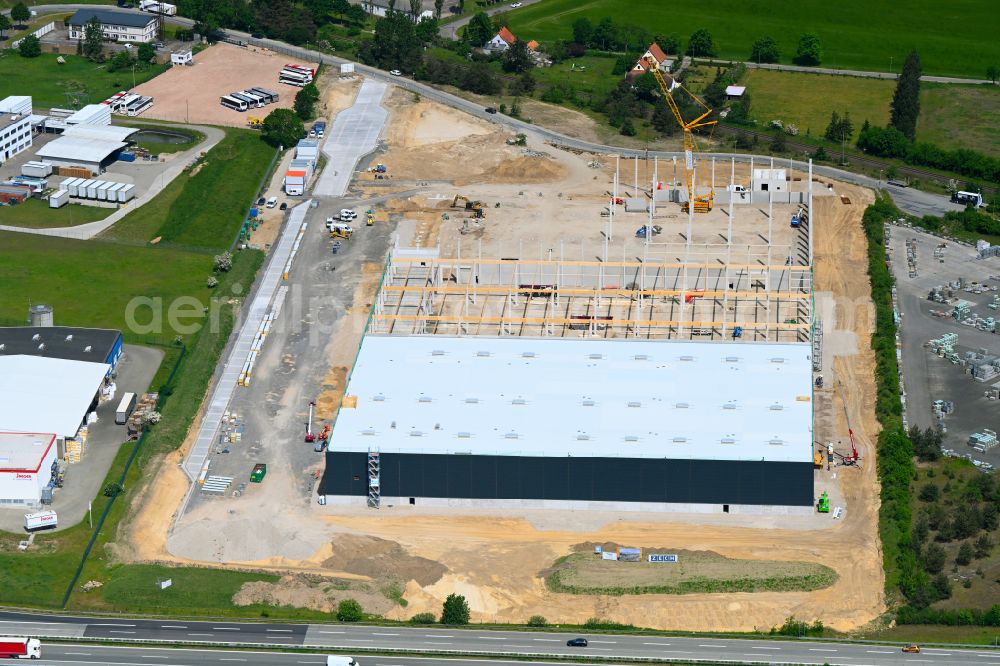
[124,72,885,632]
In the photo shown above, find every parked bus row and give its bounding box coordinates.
[279,63,315,87]
[102,92,154,116]
[219,87,281,112]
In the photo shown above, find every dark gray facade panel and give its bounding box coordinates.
[321,452,814,506]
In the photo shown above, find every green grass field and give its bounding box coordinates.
[102,130,275,250]
[505,0,1000,78]
[0,51,167,109]
[98,566,280,615]
[0,200,111,228]
[920,83,1000,158]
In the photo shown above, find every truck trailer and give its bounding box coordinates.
[23,510,57,531]
[0,637,42,659]
[116,392,137,425]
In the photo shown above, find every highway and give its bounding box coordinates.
[18,5,966,218]
[3,612,1000,665]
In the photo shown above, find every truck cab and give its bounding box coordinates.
[0,637,41,659]
[326,657,358,666]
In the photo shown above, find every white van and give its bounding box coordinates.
[326,657,359,666]
[340,208,357,220]
[329,222,353,235]
[266,196,278,208]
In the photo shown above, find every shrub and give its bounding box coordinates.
[336,599,363,622]
[214,252,233,272]
[409,612,437,624]
[440,594,470,625]
[527,615,547,627]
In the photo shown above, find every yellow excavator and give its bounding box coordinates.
[452,194,485,219]
[646,56,716,213]
[247,116,264,129]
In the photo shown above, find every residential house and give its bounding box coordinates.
[485,26,517,52]
[627,42,674,79]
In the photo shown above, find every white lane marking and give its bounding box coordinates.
[187,633,214,636]
[220,659,247,661]
[422,642,452,646]
[64,653,92,656]
[922,653,951,656]
[110,631,136,635]
[532,639,559,642]
[141,656,168,659]
[588,640,617,644]
[867,650,894,654]
[344,639,372,642]
[657,651,692,654]
[422,635,453,639]
[266,629,293,633]
[0,621,71,625]
[372,633,400,636]
[750,646,782,650]
[297,661,324,663]
[317,631,345,634]
[810,648,838,652]
[91,624,138,627]
[160,625,187,629]
[905,660,932,663]
[477,637,506,640]
[645,642,673,646]
[698,644,726,647]
[212,628,241,631]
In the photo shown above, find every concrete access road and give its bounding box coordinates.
[3,612,1000,665]
[19,5,964,219]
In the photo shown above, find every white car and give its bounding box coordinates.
[265,196,278,209]
[340,209,357,220]
[389,69,402,76]
[510,2,522,7]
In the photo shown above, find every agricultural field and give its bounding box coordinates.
[505,0,1000,78]
[0,51,167,109]
[545,550,838,595]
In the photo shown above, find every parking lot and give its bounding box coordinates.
[891,225,1000,467]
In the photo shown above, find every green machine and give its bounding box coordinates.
[250,463,267,483]
[817,491,830,513]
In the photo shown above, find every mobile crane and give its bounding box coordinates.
[645,56,716,213]
[835,381,861,466]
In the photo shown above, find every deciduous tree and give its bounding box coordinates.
[571,17,592,46]
[83,16,105,61]
[261,108,305,148]
[464,11,492,47]
[10,2,30,27]
[17,34,41,57]
[794,32,822,66]
[685,28,715,57]
[749,35,779,64]
[0,14,13,40]
[502,36,532,72]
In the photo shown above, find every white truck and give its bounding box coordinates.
[326,657,359,666]
[0,637,42,659]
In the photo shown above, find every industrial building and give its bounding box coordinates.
[0,96,33,162]
[68,8,158,43]
[321,336,814,510]
[0,321,123,371]
[0,432,59,506]
[35,125,140,175]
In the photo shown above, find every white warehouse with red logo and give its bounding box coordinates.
[0,432,58,506]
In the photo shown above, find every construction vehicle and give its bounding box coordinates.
[314,424,331,452]
[304,401,316,443]
[646,56,716,213]
[452,195,485,219]
[684,290,704,303]
[835,381,861,466]
[635,224,662,238]
[817,491,830,513]
[367,164,387,173]
[247,117,264,129]
[813,449,824,469]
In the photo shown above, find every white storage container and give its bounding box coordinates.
[96,182,114,201]
[21,161,53,178]
[86,180,104,199]
[117,183,136,202]
[49,189,70,208]
[77,179,95,198]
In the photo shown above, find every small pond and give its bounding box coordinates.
[132,129,194,145]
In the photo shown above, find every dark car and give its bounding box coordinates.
[279,202,288,210]
[566,638,588,647]
[257,197,266,206]
[485,107,498,114]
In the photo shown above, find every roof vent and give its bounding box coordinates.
[723,403,737,410]
[65,334,73,341]
[362,429,376,436]
[721,437,737,445]
[512,398,527,406]
[770,357,786,363]
[582,399,596,407]
[576,433,591,441]
[465,397,479,404]
[588,353,604,360]
[633,354,649,361]
[679,355,694,361]
[373,394,386,402]
[675,402,689,409]
[624,435,639,442]
[672,436,688,443]
[418,396,432,403]
[724,356,739,363]
[476,350,491,357]
[627,401,642,408]
[521,351,536,358]
[431,349,445,356]
[32,334,40,341]
[409,430,423,437]
[769,438,785,445]
[457,431,472,439]
[769,403,784,411]
[504,431,519,440]
[84,345,92,352]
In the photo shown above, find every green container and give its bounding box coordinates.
[250,463,267,483]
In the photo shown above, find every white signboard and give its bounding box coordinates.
[648,553,679,563]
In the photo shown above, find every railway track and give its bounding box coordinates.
[716,124,997,196]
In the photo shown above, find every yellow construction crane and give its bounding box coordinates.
[645,56,716,213]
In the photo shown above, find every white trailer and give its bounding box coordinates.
[49,189,69,208]
[117,183,136,202]
[116,392,137,425]
[24,510,57,531]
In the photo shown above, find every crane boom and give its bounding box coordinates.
[645,56,716,213]
[836,380,860,464]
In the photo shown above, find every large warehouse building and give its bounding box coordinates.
[321,336,814,512]
[0,432,58,507]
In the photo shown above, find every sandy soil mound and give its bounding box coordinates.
[325,535,448,586]
[492,155,567,183]
[233,574,398,615]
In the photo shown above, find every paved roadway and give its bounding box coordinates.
[435,0,545,40]
[313,79,388,197]
[19,5,964,218]
[3,612,1000,665]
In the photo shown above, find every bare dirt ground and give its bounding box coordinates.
[132,43,318,128]
[115,83,885,632]
[548,547,836,594]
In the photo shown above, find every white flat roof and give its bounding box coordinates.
[36,137,128,164]
[0,356,109,438]
[0,432,57,472]
[331,337,813,463]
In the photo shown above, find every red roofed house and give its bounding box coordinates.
[627,42,675,81]
[485,26,517,52]
[526,40,539,52]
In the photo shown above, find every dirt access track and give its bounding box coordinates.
[133,42,318,127]
[119,84,885,633]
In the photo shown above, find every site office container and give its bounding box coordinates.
[24,510,57,531]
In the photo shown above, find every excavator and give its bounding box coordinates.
[645,56,716,213]
[452,195,485,219]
